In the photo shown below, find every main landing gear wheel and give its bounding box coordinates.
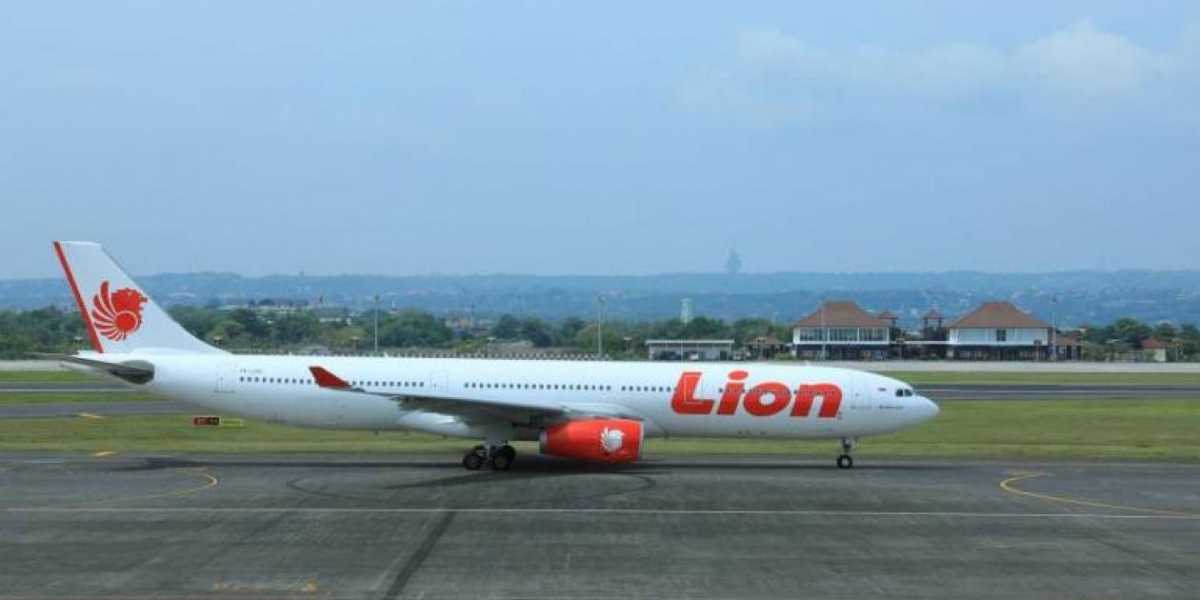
[836,454,854,469]
[491,445,516,471]
[462,445,487,470]
[462,451,485,470]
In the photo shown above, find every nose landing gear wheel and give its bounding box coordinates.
[836,454,854,469]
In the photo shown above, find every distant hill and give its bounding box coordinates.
[4,270,1200,327]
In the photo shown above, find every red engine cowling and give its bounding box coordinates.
[539,418,643,463]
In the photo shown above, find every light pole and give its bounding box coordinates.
[373,294,380,354]
[1050,296,1058,361]
[820,299,827,361]
[596,293,606,358]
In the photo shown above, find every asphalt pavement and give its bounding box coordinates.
[0,454,1196,599]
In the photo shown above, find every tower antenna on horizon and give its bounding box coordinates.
[726,246,742,275]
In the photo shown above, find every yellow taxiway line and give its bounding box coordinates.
[1000,471,1198,518]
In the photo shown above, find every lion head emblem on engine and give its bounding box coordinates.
[91,280,148,341]
[599,427,625,453]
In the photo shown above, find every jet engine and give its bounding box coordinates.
[539,418,643,463]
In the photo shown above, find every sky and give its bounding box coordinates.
[2,1,1199,278]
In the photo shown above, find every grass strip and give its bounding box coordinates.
[1,399,1197,461]
[0,371,100,384]
[0,392,153,404]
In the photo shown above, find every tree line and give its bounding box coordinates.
[0,305,791,358]
[1,305,1197,360]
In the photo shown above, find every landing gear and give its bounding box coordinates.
[461,442,516,471]
[491,445,516,471]
[462,445,486,470]
[836,437,857,469]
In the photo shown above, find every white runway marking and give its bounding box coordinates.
[3,506,1199,520]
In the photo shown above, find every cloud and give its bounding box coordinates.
[683,18,1193,119]
[1015,18,1177,99]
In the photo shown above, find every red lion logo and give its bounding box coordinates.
[91,281,148,341]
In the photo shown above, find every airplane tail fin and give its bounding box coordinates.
[53,241,224,355]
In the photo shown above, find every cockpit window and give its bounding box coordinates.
[895,388,914,397]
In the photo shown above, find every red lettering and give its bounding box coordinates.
[671,371,843,419]
[814,384,843,418]
[716,370,748,415]
[791,384,842,418]
[671,372,714,415]
[743,382,791,417]
[792,385,814,417]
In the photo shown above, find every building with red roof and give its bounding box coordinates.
[946,301,1052,360]
[791,300,892,360]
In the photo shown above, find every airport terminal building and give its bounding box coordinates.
[787,299,1071,361]
[943,301,1053,360]
[791,301,893,360]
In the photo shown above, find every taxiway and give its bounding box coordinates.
[1,454,1197,599]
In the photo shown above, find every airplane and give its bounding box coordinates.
[50,241,940,470]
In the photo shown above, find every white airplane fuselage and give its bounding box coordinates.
[51,240,939,468]
[120,352,938,442]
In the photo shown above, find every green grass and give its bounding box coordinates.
[0,415,472,454]
[0,370,100,384]
[653,399,1200,461]
[877,371,1200,386]
[2,399,1198,461]
[0,392,153,404]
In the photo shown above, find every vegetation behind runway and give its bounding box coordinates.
[1,399,1197,461]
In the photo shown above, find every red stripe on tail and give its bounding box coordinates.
[53,241,104,353]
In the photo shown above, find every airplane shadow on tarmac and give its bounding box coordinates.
[115,455,958,475]
[99,455,959,507]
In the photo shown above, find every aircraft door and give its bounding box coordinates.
[428,370,449,395]
[849,380,869,411]
[215,365,237,394]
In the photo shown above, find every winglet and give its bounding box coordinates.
[309,365,352,389]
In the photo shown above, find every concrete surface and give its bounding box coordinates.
[0,454,1197,599]
[845,360,1200,373]
[919,383,1200,400]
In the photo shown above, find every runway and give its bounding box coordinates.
[919,383,1200,400]
[1,454,1197,599]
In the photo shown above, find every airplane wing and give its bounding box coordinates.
[309,365,643,426]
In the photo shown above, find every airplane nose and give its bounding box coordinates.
[921,396,940,420]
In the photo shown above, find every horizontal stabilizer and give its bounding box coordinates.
[37,353,155,384]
